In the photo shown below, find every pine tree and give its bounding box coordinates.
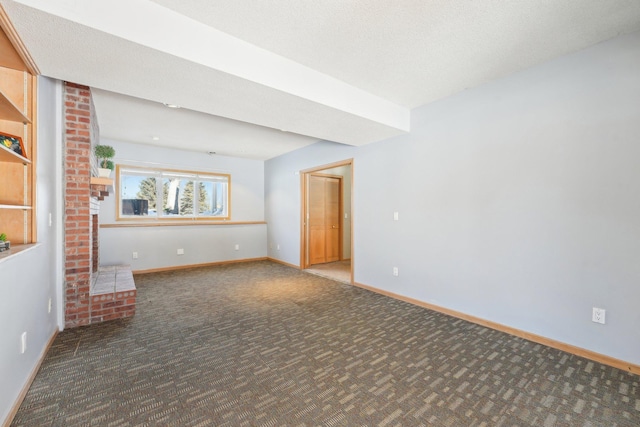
[136,177,158,209]
[136,178,169,213]
[180,181,194,214]
[180,181,210,215]
[198,183,211,214]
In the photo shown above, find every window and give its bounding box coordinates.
[117,166,230,220]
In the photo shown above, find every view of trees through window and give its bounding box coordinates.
[135,177,162,212]
[118,166,230,220]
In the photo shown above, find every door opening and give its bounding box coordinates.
[300,159,353,284]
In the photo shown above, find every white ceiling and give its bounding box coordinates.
[2,0,640,160]
[91,89,320,160]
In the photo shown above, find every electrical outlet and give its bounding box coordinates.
[48,298,52,314]
[592,307,606,324]
[177,248,184,255]
[132,252,138,259]
[393,212,399,221]
[277,244,280,250]
[21,332,27,354]
[235,244,240,251]
[393,267,399,276]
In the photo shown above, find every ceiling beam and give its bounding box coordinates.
[10,0,410,144]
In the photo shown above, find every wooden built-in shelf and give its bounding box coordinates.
[0,88,30,123]
[0,204,32,210]
[0,18,35,246]
[0,144,30,164]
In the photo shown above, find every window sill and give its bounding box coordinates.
[100,221,266,228]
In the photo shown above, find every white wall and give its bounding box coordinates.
[265,32,640,366]
[99,140,266,271]
[0,77,62,424]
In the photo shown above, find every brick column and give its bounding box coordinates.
[63,82,133,327]
[64,82,93,328]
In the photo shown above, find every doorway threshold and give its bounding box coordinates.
[304,260,351,284]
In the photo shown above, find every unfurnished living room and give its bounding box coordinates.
[1,1,639,426]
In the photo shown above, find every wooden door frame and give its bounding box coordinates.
[300,159,354,283]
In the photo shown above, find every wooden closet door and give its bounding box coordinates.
[309,175,326,264]
[309,175,341,265]
[325,177,340,262]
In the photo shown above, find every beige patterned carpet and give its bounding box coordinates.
[12,260,640,426]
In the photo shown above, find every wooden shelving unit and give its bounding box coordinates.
[0,88,30,123]
[0,204,32,210]
[0,142,30,164]
[0,23,35,245]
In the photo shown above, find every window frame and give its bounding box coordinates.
[115,164,231,221]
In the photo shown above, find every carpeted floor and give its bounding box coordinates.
[12,261,640,426]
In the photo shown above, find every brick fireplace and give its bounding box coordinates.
[63,82,136,328]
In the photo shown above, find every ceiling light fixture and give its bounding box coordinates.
[163,102,181,109]
[152,136,160,141]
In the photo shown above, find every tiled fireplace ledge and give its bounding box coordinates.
[90,265,137,323]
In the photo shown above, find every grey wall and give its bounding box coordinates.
[265,32,640,365]
[266,142,357,264]
[0,77,62,424]
[99,140,267,271]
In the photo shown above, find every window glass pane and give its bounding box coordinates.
[199,181,228,217]
[162,177,194,217]
[120,172,159,216]
[200,175,229,217]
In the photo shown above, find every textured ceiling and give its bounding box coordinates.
[150,0,640,108]
[2,0,640,159]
